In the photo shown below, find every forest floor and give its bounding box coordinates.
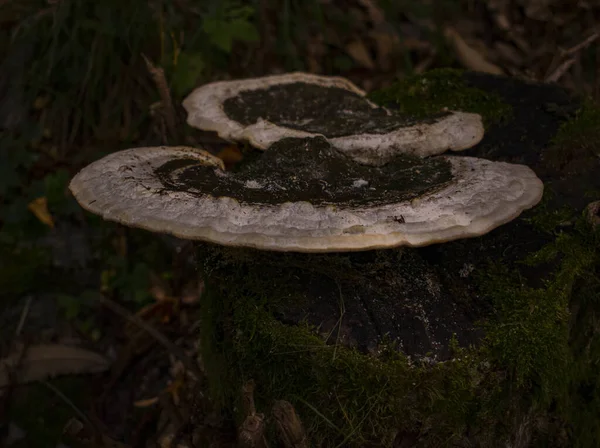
[0,1,599,447]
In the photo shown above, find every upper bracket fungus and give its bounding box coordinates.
[69,137,543,253]
[182,72,484,166]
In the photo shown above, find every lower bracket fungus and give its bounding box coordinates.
[182,72,484,165]
[69,137,543,253]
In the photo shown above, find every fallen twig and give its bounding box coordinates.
[272,400,308,448]
[142,53,178,141]
[563,32,599,57]
[14,296,32,336]
[545,31,599,82]
[238,380,268,448]
[545,57,578,83]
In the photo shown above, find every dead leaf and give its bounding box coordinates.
[444,27,504,75]
[114,229,127,257]
[33,95,50,110]
[306,34,326,73]
[272,400,308,448]
[356,0,402,71]
[369,29,401,71]
[133,397,159,408]
[0,344,110,388]
[398,37,432,52]
[414,54,435,74]
[494,42,524,67]
[216,144,244,169]
[357,0,386,24]
[586,201,600,228]
[158,427,194,448]
[127,299,177,334]
[181,279,204,305]
[27,197,54,228]
[149,272,172,302]
[63,417,90,441]
[345,39,375,70]
[521,0,553,21]
[168,375,186,405]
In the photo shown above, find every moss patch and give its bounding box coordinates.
[543,99,600,173]
[477,262,571,397]
[197,208,600,447]
[199,254,496,447]
[522,188,577,235]
[368,68,513,128]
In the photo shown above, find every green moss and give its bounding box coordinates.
[479,216,600,446]
[198,246,510,446]
[201,281,498,446]
[477,263,571,397]
[544,99,600,172]
[537,221,600,447]
[197,209,600,446]
[523,189,577,235]
[368,68,513,128]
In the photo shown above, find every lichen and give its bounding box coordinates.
[368,68,513,128]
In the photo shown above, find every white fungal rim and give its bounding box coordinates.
[182,72,485,166]
[69,145,544,253]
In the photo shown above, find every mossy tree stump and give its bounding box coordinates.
[197,71,600,448]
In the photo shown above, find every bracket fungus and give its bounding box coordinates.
[68,69,598,447]
[69,137,543,253]
[182,72,484,166]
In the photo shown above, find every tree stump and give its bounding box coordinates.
[197,71,600,447]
